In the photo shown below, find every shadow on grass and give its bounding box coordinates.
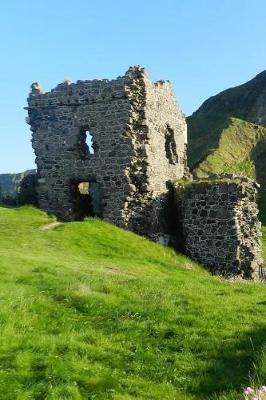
[192,326,266,399]
[0,204,19,209]
[53,285,266,399]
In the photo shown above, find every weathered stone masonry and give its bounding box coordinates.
[174,175,263,279]
[26,66,188,235]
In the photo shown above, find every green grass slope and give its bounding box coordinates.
[187,70,266,170]
[190,117,266,223]
[187,71,266,223]
[0,206,266,399]
[187,71,266,168]
[187,113,228,169]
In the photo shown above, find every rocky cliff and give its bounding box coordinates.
[0,170,36,198]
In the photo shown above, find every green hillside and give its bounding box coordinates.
[0,206,266,400]
[188,71,266,164]
[193,118,266,177]
[190,117,266,222]
[187,71,266,224]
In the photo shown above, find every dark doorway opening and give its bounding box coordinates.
[70,180,102,220]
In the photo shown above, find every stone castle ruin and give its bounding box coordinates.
[27,67,188,236]
[26,66,263,279]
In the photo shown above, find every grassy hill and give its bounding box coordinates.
[187,71,266,224]
[189,117,266,222]
[0,206,266,400]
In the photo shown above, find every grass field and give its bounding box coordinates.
[0,206,266,400]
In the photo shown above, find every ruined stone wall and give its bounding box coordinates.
[145,78,187,195]
[28,74,132,224]
[175,175,263,279]
[27,66,187,232]
[122,69,188,235]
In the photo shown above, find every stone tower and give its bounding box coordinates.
[27,66,188,236]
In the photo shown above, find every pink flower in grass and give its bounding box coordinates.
[243,386,266,399]
[244,387,254,395]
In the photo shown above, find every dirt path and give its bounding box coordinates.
[40,222,63,231]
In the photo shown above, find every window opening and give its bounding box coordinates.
[78,128,96,159]
[165,126,178,165]
[85,130,95,154]
[78,182,89,195]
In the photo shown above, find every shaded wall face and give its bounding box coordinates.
[145,79,187,196]
[28,78,133,223]
[121,74,188,237]
[177,181,262,279]
[180,184,238,273]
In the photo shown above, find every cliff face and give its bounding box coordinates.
[0,170,35,197]
[187,71,266,223]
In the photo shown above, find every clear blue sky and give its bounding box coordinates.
[1,0,266,173]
